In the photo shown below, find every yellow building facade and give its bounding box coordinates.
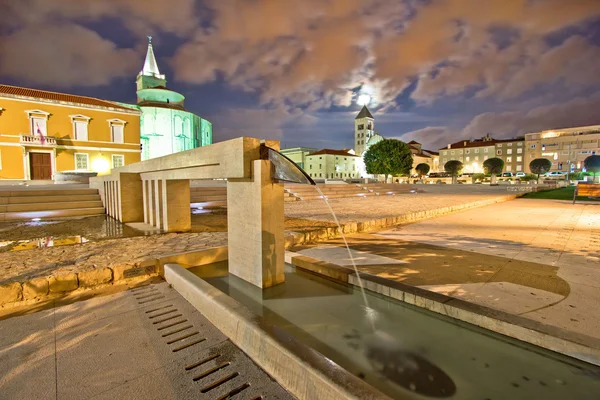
[0,84,141,181]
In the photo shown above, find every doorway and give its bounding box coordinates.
[29,152,52,180]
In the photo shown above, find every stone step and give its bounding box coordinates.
[1,194,100,204]
[1,200,104,213]
[298,193,372,201]
[190,188,227,193]
[190,194,227,202]
[0,189,98,197]
[0,207,105,221]
[190,201,227,209]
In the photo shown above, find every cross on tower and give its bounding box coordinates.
[147,35,152,43]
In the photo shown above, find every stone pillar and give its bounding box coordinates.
[227,160,285,288]
[147,180,155,226]
[154,180,163,229]
[161,179,191,232]
[142,179,149,224]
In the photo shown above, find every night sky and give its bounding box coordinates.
[1,1,600,151]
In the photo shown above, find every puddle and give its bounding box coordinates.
[0,215,152,252]
[0,236,89,252]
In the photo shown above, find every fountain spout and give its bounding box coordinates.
[261,145,316,185]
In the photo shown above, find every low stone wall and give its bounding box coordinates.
[0,246,228,306]
[0,263,156,305]
[54,171,98,184]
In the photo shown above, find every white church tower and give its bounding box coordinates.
[354,105,374,156]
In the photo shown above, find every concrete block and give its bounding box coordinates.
[161,179,191,232]
[0,282,22,304]
[78,268,113,287]
[49,273,79,293]
[228,160,285,288]
[22,278,49,300]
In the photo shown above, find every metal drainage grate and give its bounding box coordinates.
[129,285,279,399]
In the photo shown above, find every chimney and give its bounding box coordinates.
[463,141,467,146]
[447,144,450,149]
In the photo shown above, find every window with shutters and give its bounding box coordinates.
[75,153,89,170]
[112,154,125,168]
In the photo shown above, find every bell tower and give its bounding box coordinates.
[354,105,374,156]
[136,36,166,91]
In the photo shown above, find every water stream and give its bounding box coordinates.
[314,186,375,331]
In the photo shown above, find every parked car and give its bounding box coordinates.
[502,172,514,177]
[515,172,526,178]
[545,171,568,178]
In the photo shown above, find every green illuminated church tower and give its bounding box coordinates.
[135,36,212,160]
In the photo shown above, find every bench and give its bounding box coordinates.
[573,183,600,204]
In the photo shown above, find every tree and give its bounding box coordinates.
[415,163,430,178]
[584,155,600,181]
[529,158,552,181]
[483,157,504,185]
[363,139,414,182]
[444,160,463,184]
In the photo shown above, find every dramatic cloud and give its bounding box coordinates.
[172,0,407,108]
[398,92,600,151]
[171,0,600,111]
[396,127,454,150]
[0,0,199,87]
[0,24,139,87]
[1,0,599,149]
[462,92,600,139]
[413,35,600,103]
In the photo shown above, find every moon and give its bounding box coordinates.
[357,94,371,106]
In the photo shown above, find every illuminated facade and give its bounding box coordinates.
[133,37,212,160]
[524,125,600,173]
[305,149,359,179]
[279,147,317,169]
[0,84,141,180]
[407,141,440,174]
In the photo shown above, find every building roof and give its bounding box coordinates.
[424,149,439,155]
[0,84,139,113]
[355,105,374,120]
[440,137,524,150]
[408,140,420,144]
[141,37,163,78]
[307,149,359,157]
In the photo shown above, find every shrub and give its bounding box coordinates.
[529,158,552,179]
[415,163,431,178]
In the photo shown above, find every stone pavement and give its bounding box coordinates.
[0,282,291,400]
[292,199,600,341]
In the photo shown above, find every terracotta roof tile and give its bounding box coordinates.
[0,84,138,113]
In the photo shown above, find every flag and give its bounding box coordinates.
[36,122,46,144]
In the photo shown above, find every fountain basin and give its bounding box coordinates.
[165,260,600,400]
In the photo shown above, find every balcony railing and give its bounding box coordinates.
[20,134,57,146]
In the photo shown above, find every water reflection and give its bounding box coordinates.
[6,235,89,252]
[197,262,600,399]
